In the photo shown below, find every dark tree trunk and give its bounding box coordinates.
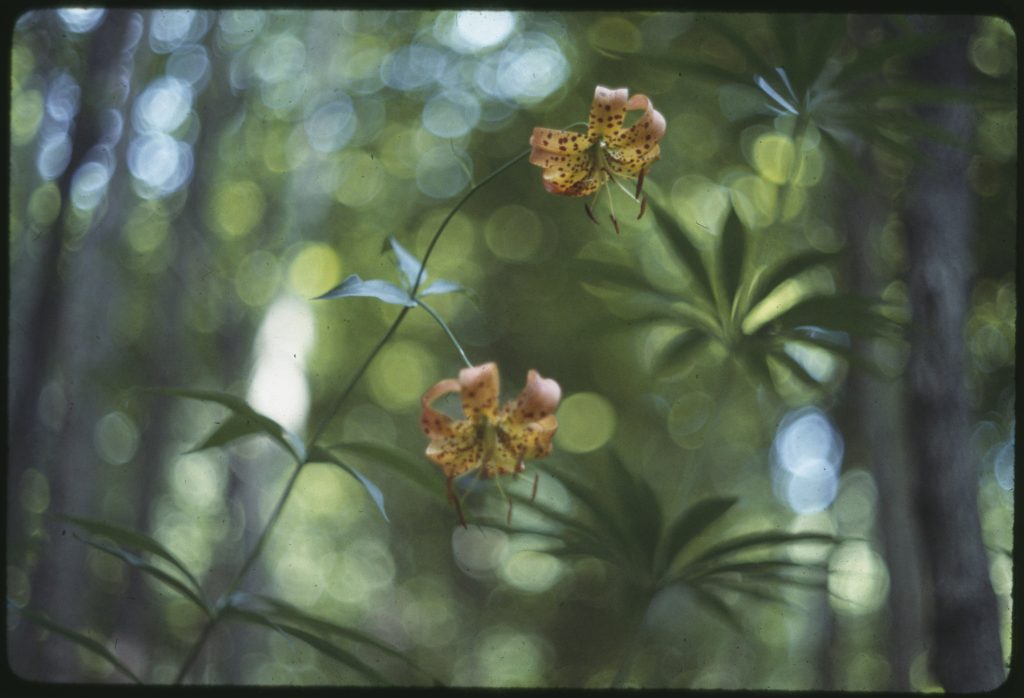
[903,16,1005,692]
[842,152,926,691]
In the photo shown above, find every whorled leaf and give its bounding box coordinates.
[307,444,389,522]
[9,602,143,684]
[655,329,712,379]
[647,198,715,306]
[226,592,438,684]
[717,206,746,314]
[324,440,447,504]
[222,607,393,686]
[54,514,204,601]
[314,274,416,307]
[74,535,210,616]
[387,235,426,291]
[149,387,306,464]
[654,497,738,581]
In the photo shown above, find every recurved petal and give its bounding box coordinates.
[420,378,461,438]
[458,362,500,420]
[606,93,666,152]
[503,369,561,426]
[587,85,630,138]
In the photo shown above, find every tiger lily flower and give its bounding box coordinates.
[420,362,561,526]
[529,85,666,232]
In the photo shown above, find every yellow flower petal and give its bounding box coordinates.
[458,362,500,420]
[426,422,484,478]
[500,414,558,460]
[420,378,462,438]
[587,85,630,139]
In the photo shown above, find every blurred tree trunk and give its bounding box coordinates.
[9,10,141,680]
[902,16,1004,692]
[841,154,925,690]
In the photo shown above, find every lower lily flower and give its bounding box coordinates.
[529,85,666,233]
[420,362,561,526]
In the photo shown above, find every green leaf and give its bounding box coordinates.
[326,440,447,505]
[686,558,830,583]
[818,128,872,188]
[233,593,437,683]
[419,279,463,297]
[9,602,143,683]
[604,453,662,570]
[686,531,836,570]
[74,535,211,616]
[655,497,738,580]
[150,387,306,464]
[688,586,744,634]
[307,445,389,521]
[655,330,712,378]
[647,199,715,305]
[718,207,746,312]
[388,236,425,290]
[223,608,392,685]
[766,294,902,338]
[741,249,841,316]
[769,347,828,393]
[314,274,415,307]
[54,514,204,601]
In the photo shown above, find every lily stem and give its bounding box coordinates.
[416,298,473,368]
[172,146,530,685]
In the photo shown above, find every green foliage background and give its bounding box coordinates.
[7,10,1016,688]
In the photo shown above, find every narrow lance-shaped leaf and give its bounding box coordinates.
[54,514,205,600]
[9,602,143,684]
[314,274,416,307]
[234,593,438,683]
[718,206,747,313]
[148,388,306,464]
[75,535,210,616]
[419,279,464,297]
[307,445,389,522]
[325,440,447,504]
[742,249,841,317]
[688,585,744,634]
[686,530,836,569]
[655,497,738,580]
[767,294,903,338]
[656,330,712,378]
[647,199,715,305]
[388,236,425,290]
[769,346,828,393]
[222,608,393,686]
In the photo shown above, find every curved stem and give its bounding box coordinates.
[416,298,473,368]
[173,147,531,685]
[409,147,531,297]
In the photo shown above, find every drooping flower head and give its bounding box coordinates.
[529,86,666,231]
[421,362,561,525]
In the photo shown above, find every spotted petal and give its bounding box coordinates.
[425,424,484,478]
[587,86,631,139]
[529,128,598,196]
[498,369,561,459]
[458,362,500,420]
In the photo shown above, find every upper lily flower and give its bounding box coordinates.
[529,86,666,230]
[421,362,561,524]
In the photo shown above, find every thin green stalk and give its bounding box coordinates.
[173,146,531,685]
[416,298,473,368]
[173,613,217,684]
